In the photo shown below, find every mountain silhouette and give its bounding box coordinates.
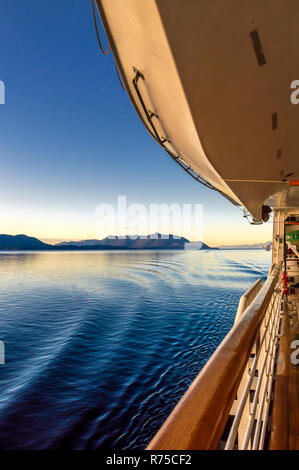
[0,234,218,251]
[0,234,52,250]
[56,233,191,250]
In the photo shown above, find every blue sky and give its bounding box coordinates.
[0,0,272,245]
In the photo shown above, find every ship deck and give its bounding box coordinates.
[148,250,299,450]
[270,292,299,449]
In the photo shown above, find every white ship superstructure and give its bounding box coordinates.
[94,0,299,450]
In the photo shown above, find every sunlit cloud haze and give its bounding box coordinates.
[1,200,272,246]
[0,1,272,246]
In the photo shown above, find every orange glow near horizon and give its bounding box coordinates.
[1,204,273,247]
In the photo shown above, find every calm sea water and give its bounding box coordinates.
[0,249,271,450]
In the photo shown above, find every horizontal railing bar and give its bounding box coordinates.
[269,313,290,450]
[253,318,279,450]
[241,297,281,449]
[147,264,280,450]
[224,289,280,449]
[258,312,281,452]
[241,317,276,449]
[252,380,268,449]
[258,328,279,450]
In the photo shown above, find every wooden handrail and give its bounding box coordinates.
[147,264,280,450]
[234,278,263,324]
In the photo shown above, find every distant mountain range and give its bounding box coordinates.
[0,234,270,252]
[219,242,272,250]
[0,234,218,251]
[56,234,190,250]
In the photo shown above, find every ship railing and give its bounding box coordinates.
[147,263,282,450]
[234,278,263,324]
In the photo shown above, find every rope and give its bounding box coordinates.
[92,0,110,55]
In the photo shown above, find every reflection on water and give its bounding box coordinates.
[0,249,271,449]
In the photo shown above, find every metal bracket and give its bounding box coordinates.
[132,67,216,191]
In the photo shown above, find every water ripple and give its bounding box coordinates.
[0,249,271,449]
